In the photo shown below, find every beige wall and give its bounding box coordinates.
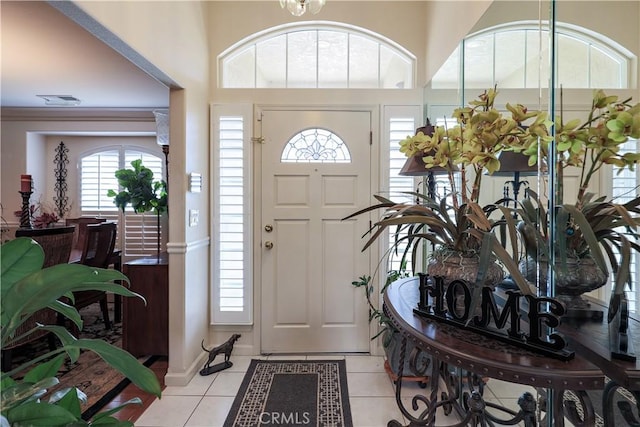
[74,0,211,385]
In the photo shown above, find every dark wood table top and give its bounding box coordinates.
[383,276,605,391]
[558,296,640,390]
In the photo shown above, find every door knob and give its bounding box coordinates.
[265,224,273,232]
[265,241,274,249]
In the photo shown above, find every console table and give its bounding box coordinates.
[558,297,640,425]
[122,253,168,357]
[383,276,606,426]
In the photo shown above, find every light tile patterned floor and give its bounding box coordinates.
[135,355,535,427]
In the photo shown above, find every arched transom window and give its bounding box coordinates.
[219,21,415,89]
[281,128,351,163]
[432,21,634,89]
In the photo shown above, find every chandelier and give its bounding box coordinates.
[279,0,326,16]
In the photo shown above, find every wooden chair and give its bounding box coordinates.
[71,222,118,330]
[2,226,75,371]
[65,217,106,262]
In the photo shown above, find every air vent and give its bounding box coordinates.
[36,95,81,106]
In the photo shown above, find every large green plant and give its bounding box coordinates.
[107,159,167,216]
[511,90,640,319]
[107,159,168,256]
[1,237,162,426]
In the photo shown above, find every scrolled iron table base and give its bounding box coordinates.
[387,336,539,427]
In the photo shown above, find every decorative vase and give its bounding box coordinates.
[427,251,504,288]
[427,250,505,317]
[519,255,608,315]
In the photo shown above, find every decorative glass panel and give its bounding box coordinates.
[219,23,414,89]
[281,128,351,163]
[495,30,525,87]
[432,23,631,89]
[287,31,318,88]
[257,34,286,88]
[558,35,589,87]
[590,45,622,88]
[223,45,256,88]
[349,34,379,88]
[318,31,348,88]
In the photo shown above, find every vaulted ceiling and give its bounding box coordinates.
[1,1,169,110]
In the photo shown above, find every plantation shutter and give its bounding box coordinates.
[212,105,253,325]
[122,152,164,257]
[388,116,417,273]
[79,148,164,258]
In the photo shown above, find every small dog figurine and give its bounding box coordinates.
[200,334,241,375]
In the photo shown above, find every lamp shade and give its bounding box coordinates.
[491,151,539,176]
[399,119,457,176]
[399,154,455,176]
[153,110,169,146]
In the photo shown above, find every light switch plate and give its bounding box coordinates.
[189,209,199,227]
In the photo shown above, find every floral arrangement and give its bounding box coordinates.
[399,87,543,209]
[14,201,60,228]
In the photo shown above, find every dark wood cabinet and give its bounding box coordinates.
[122,253,168,357]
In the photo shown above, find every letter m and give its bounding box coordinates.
[476,289,522,339]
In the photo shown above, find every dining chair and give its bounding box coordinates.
[3,226,75,370]
[65,217,107,263]
[72,222,118,330]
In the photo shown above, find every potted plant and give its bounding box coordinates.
[1,237,161,426]
[107,159,168,257]
[352,268,430,383]
[511,90,640,319]
[346,88,541,315]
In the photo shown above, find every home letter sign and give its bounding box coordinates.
[413,273,574,361]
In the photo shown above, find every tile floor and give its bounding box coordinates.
[132,354,538,427]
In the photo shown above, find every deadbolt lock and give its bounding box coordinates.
[265,224,273,232]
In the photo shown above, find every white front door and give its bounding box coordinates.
[260,109,372,353]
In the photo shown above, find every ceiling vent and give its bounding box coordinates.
[36,95,81,106]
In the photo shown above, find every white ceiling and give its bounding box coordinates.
[0,1,169,109]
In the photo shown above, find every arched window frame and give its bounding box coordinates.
[431,20,635,89]
[218,21,416,89]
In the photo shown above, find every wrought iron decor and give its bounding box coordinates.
[53,141,69,218]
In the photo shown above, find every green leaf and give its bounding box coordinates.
[2,264,133,345]
[0,238,44,299]
[54,387,83,418]
[91,397,142,423]
[48,386,87,407]
[60,339,161,397]
[6,401,78,426]
[23,354,65,383]
[0,377,59,412]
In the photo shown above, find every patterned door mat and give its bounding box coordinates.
[224,359,353,427]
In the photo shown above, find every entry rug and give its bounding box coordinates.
[224,359,353,427]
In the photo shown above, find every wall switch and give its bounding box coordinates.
[189,209,199,227]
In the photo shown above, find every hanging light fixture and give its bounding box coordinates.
[279,0,326,16]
